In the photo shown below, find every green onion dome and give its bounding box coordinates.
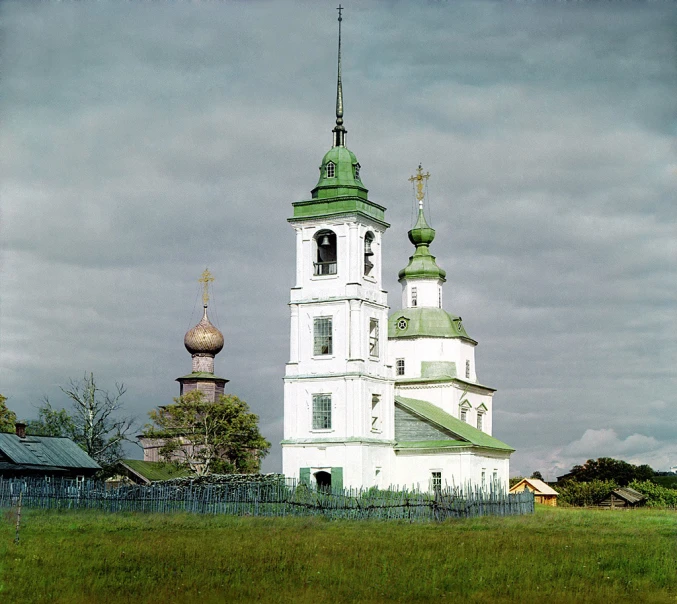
[398,209,446,282]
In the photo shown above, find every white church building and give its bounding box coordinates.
[281,14,513,493]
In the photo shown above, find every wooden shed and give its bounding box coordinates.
[509,478,559,506]
[598,486,646,508]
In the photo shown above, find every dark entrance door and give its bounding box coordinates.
[315,471,332,491]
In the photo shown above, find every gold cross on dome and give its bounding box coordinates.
[198,268,215,306]
[408,164,430,207]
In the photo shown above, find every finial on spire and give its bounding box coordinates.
[198,268,214,307]
[408,164,431,210]
[332,5,346,147]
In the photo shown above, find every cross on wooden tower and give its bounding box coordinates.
[408,164,431,209]
[198,268,215,307]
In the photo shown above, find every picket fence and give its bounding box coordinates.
[0,477,534,522]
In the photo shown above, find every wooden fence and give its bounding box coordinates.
[0,477,534,521]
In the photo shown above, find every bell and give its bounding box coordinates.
[320,235,331,247]
[364,239,374,256]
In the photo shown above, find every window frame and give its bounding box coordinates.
[369,318,379,358]
[325,161,336,178]
[395,358,405,376]
[411,286,417,307]
[371,394,381,433]
[313,317,333,356]
[431,471,442,493]
[312,393,332,430]
[466,360,471,379]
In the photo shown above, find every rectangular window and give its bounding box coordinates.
[466,360,471,379]
[431,471,442,493]
[411,286,417,307]
[396,358,405,376]
[313,317,333,356]
[312,394,332,430]
[369,318,379,357]
[438,287,442,308]
[477,413,483,432]
[481,470,486,486]
[460,408,467,422]
[493,470,498,485]
[371,394,381,432]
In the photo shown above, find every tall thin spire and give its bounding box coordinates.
[332,5,346,147]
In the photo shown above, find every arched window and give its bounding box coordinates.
[315,471,332,491]
[354,163,361,179]
[325,162,336,178]
[314,230,337,275]
[364,231,374,276]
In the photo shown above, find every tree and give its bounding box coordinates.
[27,373,134,472]
[143,390,271,476]
[0,394,17,433]
[530,471,544,481]
[564,457,654,487]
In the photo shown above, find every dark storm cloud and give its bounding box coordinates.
[1,1,675,476]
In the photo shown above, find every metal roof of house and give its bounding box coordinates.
[394,396,514,452]
[119,459,194,484]
[509,478,559,496]
[0,433,100,470]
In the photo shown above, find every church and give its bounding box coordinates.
[281,12,513,492]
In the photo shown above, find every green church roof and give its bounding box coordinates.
[395,396,514,452]
[388,307,475,342]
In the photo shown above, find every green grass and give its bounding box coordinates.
[1,506,676,603]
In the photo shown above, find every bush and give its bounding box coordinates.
[628,480,677,508]
[557,479,617,506]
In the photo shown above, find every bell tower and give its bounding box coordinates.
[282,7,395,491]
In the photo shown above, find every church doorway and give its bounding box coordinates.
[314,471,332,491]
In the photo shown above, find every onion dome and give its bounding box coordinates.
[184,306,224,356]
[398,209,447,282]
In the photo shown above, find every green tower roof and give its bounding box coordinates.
[388,307,475,342]
[398,209,446,281]
[311,145,367,200]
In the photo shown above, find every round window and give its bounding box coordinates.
[397,318,408,330]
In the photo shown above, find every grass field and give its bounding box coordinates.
[1,505,676,603]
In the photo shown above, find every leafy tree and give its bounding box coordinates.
[27,373,134,472]
[143,390,271,476]
[557,479,618,507]
[565,457,654,487]
[530,471,544,481]
[0,394,17,433]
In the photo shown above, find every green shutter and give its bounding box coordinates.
[331,467,343,492]
[299,467,310,485]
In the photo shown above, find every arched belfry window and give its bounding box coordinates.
[354,163,361,180]
[364,232,374,276]
[325,162,336,178]
[314,230,337,276]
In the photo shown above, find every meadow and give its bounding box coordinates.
[1,506,676,603]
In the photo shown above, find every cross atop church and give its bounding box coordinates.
[409,164,431,209]
[198,268,215,307]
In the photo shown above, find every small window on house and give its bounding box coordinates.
[431,471,442,493]
[460,408,467,422]
[354,163,361,179]
[493,470,498,486]
[396,358,405,376]
[481,470,486,486]
[466,360,471,379]
[371,394,381,432]
[411,286,417,307]
[314,230,337,276]
[76,475,85,487]
[438,287,442,308]
[314,317,333,355]
[364,232,374,276]
[477,412,483,432]
[312,394,332,430]
[326,161,335,178]
[369,318,379,358]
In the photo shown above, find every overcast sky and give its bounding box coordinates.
[1,1,675,479]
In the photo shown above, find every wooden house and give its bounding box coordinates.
[509,478,559,506]
[0,423,100,478]
[598,486,646,508]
